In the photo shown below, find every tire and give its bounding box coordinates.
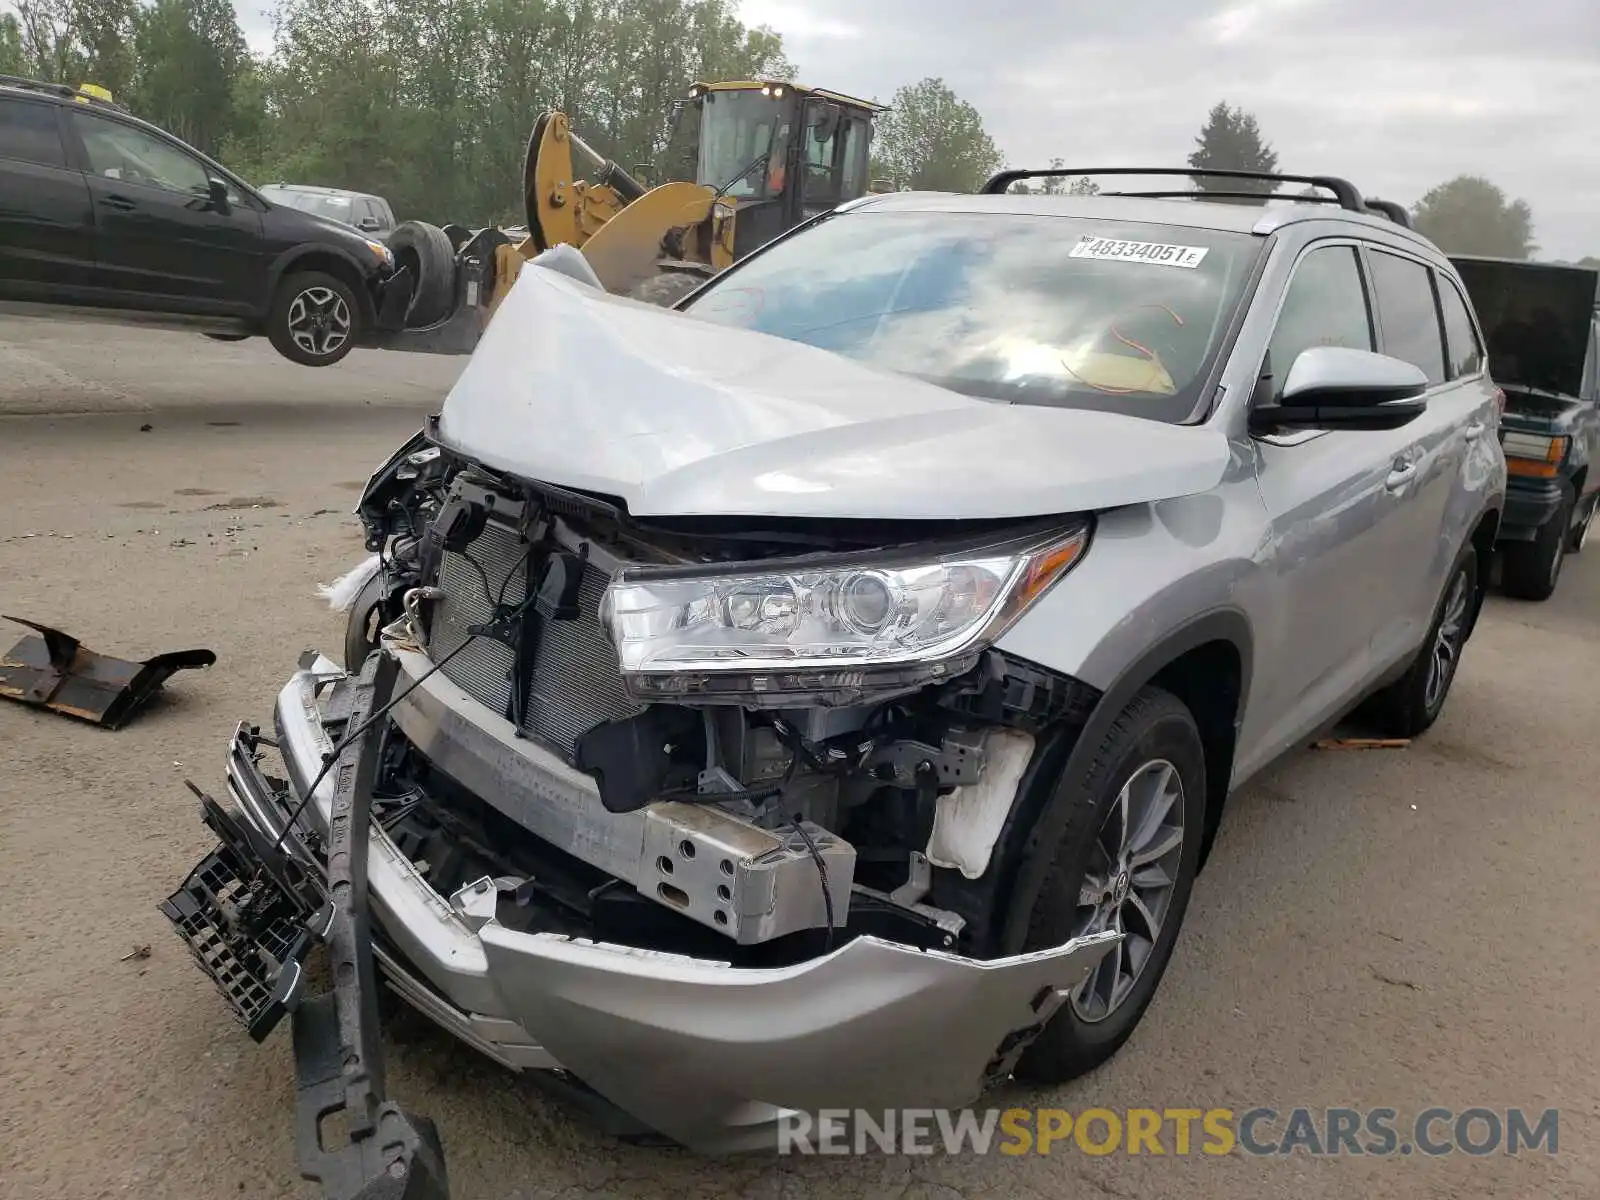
[1006,686,1207,1085]
[1500,498,1570,601]
[343,568,393,673]
[267,270,361,367]
[627,269,709,308]
[387,220,457,328]
[1566,493,1596,554]
[1361,543,1479,737]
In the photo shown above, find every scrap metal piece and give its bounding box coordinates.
[292,650,449,1200]
[0,615,215,729]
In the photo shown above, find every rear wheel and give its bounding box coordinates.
[267,271,360,367]
[1005,686,1206,1084]
[1361,544,1478,736]
[1500,499,1570,601]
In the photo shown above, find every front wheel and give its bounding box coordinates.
[1007,686,1206,1084]
[267,271,361,367]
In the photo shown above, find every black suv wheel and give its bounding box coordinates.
[268,271,360,367]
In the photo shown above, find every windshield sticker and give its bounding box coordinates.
[1069,237,1210,269]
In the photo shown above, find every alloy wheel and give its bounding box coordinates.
[286,286,352,359]
[1423,567,1471,712]
[1070,759,1186,1023]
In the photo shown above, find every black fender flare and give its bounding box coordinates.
[266,244,382,326]
[963,609,1254,958]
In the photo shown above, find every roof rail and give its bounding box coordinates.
[0,73,126,111]
[1362,198,1412,228]
[982,165,1375,211]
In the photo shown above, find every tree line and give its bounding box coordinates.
[0,3,1565,258]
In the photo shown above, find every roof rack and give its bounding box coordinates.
[0,73,127,111]
[981,166,1410,226]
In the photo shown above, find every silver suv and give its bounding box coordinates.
[164,168,1506,1185]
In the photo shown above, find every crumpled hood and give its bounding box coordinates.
[435,264,1233,520]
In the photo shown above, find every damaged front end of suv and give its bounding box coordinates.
[161,210,1264,1196]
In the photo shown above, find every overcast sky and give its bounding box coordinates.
[228,0,1597,258]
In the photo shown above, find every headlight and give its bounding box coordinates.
[365,239,394,267]
[1502,431,1567,479]
[600,524,1089,702]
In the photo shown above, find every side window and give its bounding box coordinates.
[69,111,209,197]
[1367,249,1447,385]
[1265,244,1375,398]
[0,98,67,168]
[1436,275,1485,379]
[839,117,869,197]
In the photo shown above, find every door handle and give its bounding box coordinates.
[1385,459,1418,489]
[102,194,137,211]
[1464,420,1486,441]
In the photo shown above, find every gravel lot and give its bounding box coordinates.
[2,317,1596,1200]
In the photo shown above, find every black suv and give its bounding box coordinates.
[0,76,402,366]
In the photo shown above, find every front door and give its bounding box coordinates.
[1243,241,1423,763]
[63,109,263,317]
[0,96,97,299]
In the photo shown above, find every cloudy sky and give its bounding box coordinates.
[228,0,1598,258]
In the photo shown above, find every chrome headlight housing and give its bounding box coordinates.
[599,522,1090,703]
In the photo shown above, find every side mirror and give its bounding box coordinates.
[808,101,842,143]
[1249,346,1429,434]
[206,177,230,213]
[357,215,382,232]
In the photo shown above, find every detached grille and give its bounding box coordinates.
[428,519,641,759]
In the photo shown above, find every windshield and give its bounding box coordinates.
[262,187,358,223]
[682,210,1263,421]
[695,89,789,199]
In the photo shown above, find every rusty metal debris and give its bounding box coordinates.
[1312,737,1412,750]
[0,615,215,729]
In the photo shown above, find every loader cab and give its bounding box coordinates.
[682,81,883,260]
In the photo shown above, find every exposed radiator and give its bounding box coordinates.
[427,519,640,758]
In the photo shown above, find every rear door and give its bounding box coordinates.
[1361,246,1490,666]
[0,96,97,299]
[63,108,264,316]
[1248,240,1421,749]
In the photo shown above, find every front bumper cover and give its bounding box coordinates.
[163,647,1121,1185]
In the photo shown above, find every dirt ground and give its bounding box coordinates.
[1,317,1596,1200]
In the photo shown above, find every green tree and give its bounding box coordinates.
[11,0,86,81]
[1411,176,1535,258]
[869,76,1004,193]
[127,0,247,156]
[0,14,27,74]
[1187,100,1278,201]
[1578,256,1600,269]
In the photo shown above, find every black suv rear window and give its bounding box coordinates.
[0,98,66,169]
[683,210,1263,423]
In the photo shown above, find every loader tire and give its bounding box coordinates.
[388,220,457,328]
[627,269,707,308]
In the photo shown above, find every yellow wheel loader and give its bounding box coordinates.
[366,80,886,353]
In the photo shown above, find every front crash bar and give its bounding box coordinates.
[291,650,449,1200]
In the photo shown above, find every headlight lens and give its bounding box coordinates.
[600,526,1089,683]
[365,238,394,266]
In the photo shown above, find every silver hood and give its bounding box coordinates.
[435,264,1232,521]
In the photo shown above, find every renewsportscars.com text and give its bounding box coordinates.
[777,1106,1560,1157]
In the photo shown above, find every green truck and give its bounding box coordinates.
[1453,255,1600,600]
